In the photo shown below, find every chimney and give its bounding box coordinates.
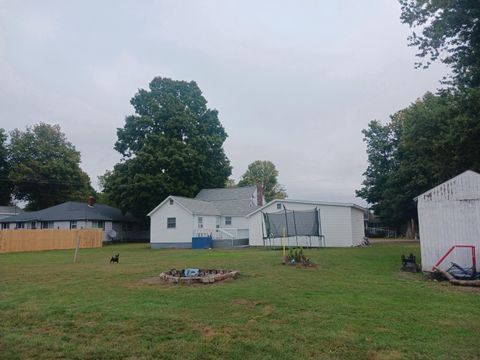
[87,196,96,207]
[256,182,264,206]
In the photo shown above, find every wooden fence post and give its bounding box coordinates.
[73,234,80,263]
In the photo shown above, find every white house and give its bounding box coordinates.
[148,186,264,248]
[0,199,147,242]
[247,199,366,247]
[416,170,480,272]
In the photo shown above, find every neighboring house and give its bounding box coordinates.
[0,198,147,242]
[416,170,480,272]
[148,185,264,248]
[247,199,366,247]
[0,206,23,220]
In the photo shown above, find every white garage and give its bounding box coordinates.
[416,170,480,272]
[247,199,366,247]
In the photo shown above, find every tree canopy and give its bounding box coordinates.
[0,129,12,204]
[8,123,93,210]
[102,77,232,219]
[357,90,480,228]
[238,160,287,202]
[400,0,480,88]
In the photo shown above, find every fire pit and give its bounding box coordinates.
[159,268,239,284]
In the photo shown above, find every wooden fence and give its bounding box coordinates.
[0,229,103,254]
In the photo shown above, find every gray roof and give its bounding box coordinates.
[172,196,221,216]
[191,186,260,216]
[195,186,256,202]
[209,199,260,216]
[0,202,136,223]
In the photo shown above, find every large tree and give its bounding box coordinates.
[400,0,480,88]
[238,160,286,202]
[0,129,12,204]
[357,90,480,228]
[102,77,232,219]
[9,123,92,210]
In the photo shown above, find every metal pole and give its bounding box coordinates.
[283,205,290,245]
[261,212,265,247]
[292,209,299,247]
[317,208,324,248]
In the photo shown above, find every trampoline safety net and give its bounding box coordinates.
[263,208,320,238]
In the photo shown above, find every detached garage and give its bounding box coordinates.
[247,199,366,247]
[416,170,480,272]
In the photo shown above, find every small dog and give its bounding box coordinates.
[110,254,120,264]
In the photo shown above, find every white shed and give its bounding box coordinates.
[416,170,480,272]
[247,199,366,247]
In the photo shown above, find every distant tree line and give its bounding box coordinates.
[0,124,93,210]
[357,1,480,230]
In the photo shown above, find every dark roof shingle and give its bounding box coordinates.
[0,202,135,223]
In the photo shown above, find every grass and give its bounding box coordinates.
[0,242,479,360]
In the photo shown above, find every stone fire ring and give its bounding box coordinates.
[159,269,239,285]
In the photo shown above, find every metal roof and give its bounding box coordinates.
[0,202,136,223]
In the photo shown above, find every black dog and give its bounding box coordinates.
[110,254,120,264]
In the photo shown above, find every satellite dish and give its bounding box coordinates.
[107,229,117,240]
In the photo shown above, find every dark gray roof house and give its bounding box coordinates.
[0,201,135,223]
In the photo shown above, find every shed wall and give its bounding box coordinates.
[351,207,366,246]
[249,202,358,247]
[418,198,480,271]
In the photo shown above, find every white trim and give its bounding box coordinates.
[246,199,366,217]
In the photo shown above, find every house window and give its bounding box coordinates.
[2,223,9,229]
[277,203,282,210]
[70,221,77,229]
[197,217,203,228]
[225,216,232,226]
[122,222,133,231]
[91,221,105,230]
[16,222,25,229]
[167,217,176,229]
[169,199,174,205]
[41,221,53,229]
[31,222,36,229]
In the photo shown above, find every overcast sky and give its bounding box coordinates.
[0,1,448,205]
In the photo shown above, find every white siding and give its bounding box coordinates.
[351,208,366,246]
[417,171,480,271]
[194,215,217,237]
[150,201,193,245]
[248,201,362,247]
[223,216,249,230]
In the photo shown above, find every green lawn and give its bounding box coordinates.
[0,242,479,360]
